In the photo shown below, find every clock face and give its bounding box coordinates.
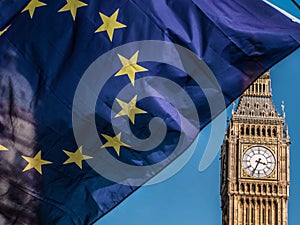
[242,146,276,178]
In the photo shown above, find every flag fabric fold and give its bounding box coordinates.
[0,0,299,224]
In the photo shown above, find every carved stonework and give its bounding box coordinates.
[220,72,290,225]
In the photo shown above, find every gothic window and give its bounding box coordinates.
[255,102,259,109]
[267,127,271,137]
[251,204,255,224]
[259,83,262,92]
[241,183,245,192]
[246,126,250,135]
[275,202,278,225]
[262,201,266,225]
[265,103,269,109]
[255,83,258,92]
[250,110,254,116]
[246,204,249,225]
[251,184,256,192]
[251,126,255,136]
[240,200,244,224]
[258,200,261,225]
[270,111,274,117]
[263,84,266,92]
[268,185,272,193]
[257,127,261,136]
[246,184,250,192]
[258,184,261,193]
[262,127,266,136]
[241,126,245,135]
[268,204,272,225]
[273,127,277,137]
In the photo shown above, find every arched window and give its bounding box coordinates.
[251,204,255,224]
[246,126,250,135]
[268,185,272,193]
[262,200,266,225]
[264,103,269,109]
[246,204,249,225]
[259,83,262,92]
[258,200,261,224]
[262,127,266,136]
[273,127,277,137]
[275,202,278,225]
[257,127,261,136]
[268,204,272,225]
[241,126,245,135]
[246,184,250,192]
[267,128,271,137]
[241,183,245,192]
[240,200,244,222]
[251,126,255,136]
[262,207,266,225]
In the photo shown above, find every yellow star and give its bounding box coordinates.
[115,95,147,124]
[115,51,148,86]
[0,144,8,151]
[63,146,93,169]
[22,151,52,175]
[95,9,126,42]
[0,25,11,36]
[58,0,87,21]
[22,0,47,19]
[101,133,130,156]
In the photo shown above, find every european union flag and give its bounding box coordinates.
[0,0,299,224]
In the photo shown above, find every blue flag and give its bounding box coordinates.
[0,0,299,224]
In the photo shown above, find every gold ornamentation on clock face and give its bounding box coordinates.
[242,146,276,178]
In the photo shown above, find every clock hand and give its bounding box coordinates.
[252,158,262,175]
[256,159,267,166]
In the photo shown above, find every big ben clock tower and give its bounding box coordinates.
[220,72,290,225]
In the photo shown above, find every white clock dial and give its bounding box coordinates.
[242,146,276,178]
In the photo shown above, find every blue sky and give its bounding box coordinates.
[96,1,300,224]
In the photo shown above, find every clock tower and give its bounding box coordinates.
[220,72,290,225]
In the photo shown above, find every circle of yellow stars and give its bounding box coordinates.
[0,49,149,172]
[0,3,152,170]
[0,145,93,175]
[1,2,128,42]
